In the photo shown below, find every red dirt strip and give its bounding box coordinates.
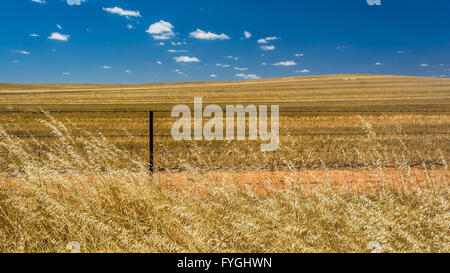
[1,168,448,197]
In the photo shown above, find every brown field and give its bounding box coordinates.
[0,75,449,253]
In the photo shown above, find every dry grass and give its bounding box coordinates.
[0,112,448,253]
[0,75,449,253]
[0,111,447,171]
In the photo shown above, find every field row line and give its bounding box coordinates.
[0,110,449,114]
[3,132,450,139]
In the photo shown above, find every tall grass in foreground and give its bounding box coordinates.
[0,114,448,253]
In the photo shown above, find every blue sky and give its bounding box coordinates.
[1,0,449,84]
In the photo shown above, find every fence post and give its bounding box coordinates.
[149,111,154,174]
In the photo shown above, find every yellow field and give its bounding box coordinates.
[0,75,449,252]
[1,74,449,111]
[0,75,449,171]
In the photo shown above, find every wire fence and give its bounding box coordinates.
[1,109,449,173]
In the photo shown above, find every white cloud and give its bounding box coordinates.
[171,41,187,46]
[216,63,230,68]
[234,67,248,71]
[210,74,217,78]
[367,0,381,6]
[295,53,304,57]
[375,62,384,66]
[236,74,261,80]
[102,7,141,18]
[48,32,70,41]
[260,45,275,51]
[167,49,188,53]
[174,56,200,63]
[420,64,429,67]
[173,69,184,75]
[226,55,239,60]
[189,29,230,40]
[62,72,71,75]
[261,62,267,66]
[295,69,310,73]
[12,60,19,63]
[156,61,162,65]
[243,31,252,39]
[127,24,135,30]
[157,42,165,46]
[397,50,406,54]
[257,36,278,44]
[146,20,175,40]
[29,33,40,37]
[273,61,297,66]
[12,50,31,55]
[125,69,131,74]
[57,24,62,30]
[31,0,46,4]
[66,0,87,5]
[102,66,111,69]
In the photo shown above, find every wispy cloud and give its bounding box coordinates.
[29,33,40,37]
[12,50,31,55]
[210,74,217,78]
[273,61,297,66]
[375,62,384,66]
[57,24,63,30]
[171,41,187,46]
[62,72,71,75]
[102,7,141,18]
[295,53,304,57]
[234,67,248,71]
[189,29,230,40]
[420,64,429,67]
[48,32,70,41]
[156,61,162,65]
[173,69,184,75]
[66,0,87,5]
[174,56,200,63]
[337,45,350,50]
[295,69,310,73]
[236,74,261,80]
[31,0,46,4]
[102,65,111,69]
[226,55,239,60]
[367,0,381,6]
[146,20,175,40]
[257,36,279,44]
[260,45,275,51]
[167,49,188,53]
[216,63,230,68]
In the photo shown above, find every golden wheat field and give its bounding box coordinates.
[0,75,449,253]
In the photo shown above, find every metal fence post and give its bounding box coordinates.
[149,111,154,174]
